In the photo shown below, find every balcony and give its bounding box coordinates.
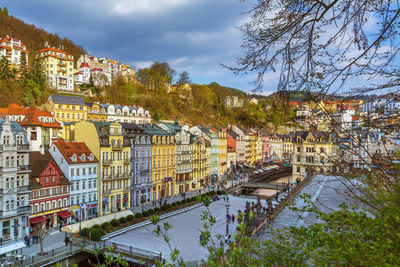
[140,170,149,175]
[120,172,130,179]
[17,205,30,214]
[17,165,30,173]
[17,144,29,151]
[103,159,112,165]
[17,185,30,193]
[112,144,123,151]
[103,189,112,195]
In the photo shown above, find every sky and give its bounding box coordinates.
[2,0,276,95]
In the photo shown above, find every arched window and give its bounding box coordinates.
[5,156,9,167]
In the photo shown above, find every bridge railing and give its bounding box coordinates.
[101,240,162,260]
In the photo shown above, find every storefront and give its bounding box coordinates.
[116,195,121,211]
[29,216,45,229]
[57,210,72,225]
[102,197,109,213]
[87,203,98,218]
[123,193,129,209]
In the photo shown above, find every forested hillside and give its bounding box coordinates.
[0,8,85,65]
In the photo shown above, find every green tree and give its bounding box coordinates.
[2,6,8,16]
[18,52,28,82]
[137,62,175,91]
[0,56,13,80]
[177,70,191,85]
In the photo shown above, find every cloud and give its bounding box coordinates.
[111,0,190,16]
[3,0,262,91]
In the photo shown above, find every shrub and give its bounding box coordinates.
[166,204,172,209]
[147,209,154,215]
[92,224,101,229]
[90,229,102,241]
[111,219,120,227]
[119,217,127,224]
[154,207,160,213]
[81,228,90,237]
[101,222,111,230]
[135,213,143,219]
[172,202,177,207]
[190,197,196,202]
[161,205,167,211]
[127,215,134,221]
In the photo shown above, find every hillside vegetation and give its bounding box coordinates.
[0,8,85,65]
[0,7,295,129]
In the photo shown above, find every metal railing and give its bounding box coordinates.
[112,145,123,151]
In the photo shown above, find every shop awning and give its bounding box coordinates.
[29,216,45,224]
[58,210,72,219]
[0,241,25,255]
[87,203,97,208]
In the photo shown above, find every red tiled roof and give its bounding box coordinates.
[53,138,98,164]
[80,62,90,68]
[38,46,72,56]
[0,103,61,128]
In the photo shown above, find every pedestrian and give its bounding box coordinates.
[26,235,30,247]
[64,235,69,247]
[228,214,231,221]
[227,195,229,202]
[220,240,224,247]
[0,236,2,245]
[232,214,235,223]
[225,235,228,244]
[228,234,231,242]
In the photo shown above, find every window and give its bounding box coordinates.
[88,180,92,189]
[46,177,49,183]
[297,147,300,152]
[82,181,86,189]
[52,176,55,182]
[297,167,300,173]
[71,169,75,177]
[77,168,80,176]
[83,168,86,175]
[76,181,80,190]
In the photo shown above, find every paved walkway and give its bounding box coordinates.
[21,228,68,258]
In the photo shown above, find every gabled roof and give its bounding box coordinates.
[226,129,239,139]
[53,139,98,164]
[139,124,171,136]
[50,95,85,105]
[0,103,61,128]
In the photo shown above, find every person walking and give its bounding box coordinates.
[65,235,69,247]
[232,214,235,223]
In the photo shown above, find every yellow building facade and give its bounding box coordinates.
[74,121,131,215]
[248,132,257,165]
[47,95,88,123]
[190,135,206,190]
[141,124,175,200]
[37,46,74,91]
[292,131,338,181]
[86,103,107,122]
[217,130,227,176]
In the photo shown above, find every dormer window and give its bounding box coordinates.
[81,154,86,161]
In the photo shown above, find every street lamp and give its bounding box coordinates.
[225,203,230,238]
[79,205,82,234]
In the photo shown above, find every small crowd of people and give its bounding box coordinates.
[24,232,39,247]
[226,213,235,223]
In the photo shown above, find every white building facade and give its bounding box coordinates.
[49,139,99,220]
[0,120,31,240]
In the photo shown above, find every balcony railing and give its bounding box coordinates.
[17,185,30,192]
[103,159,112,165]
[112,145,124,151]
[17,144,30,151]
[17,205,30,213]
